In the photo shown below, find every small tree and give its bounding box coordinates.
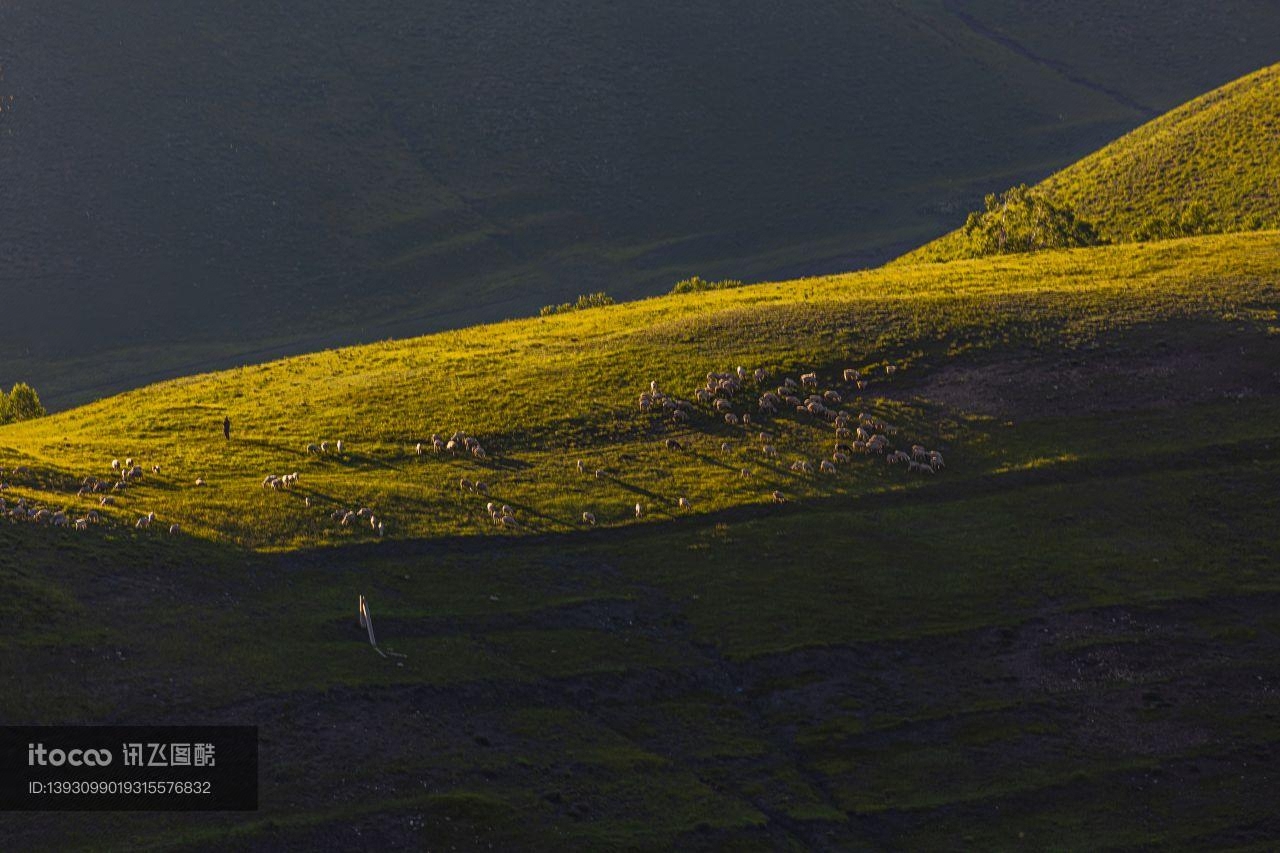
[670,276,745,294]
[961,184,1102,257]
[540,291,615,316]
[6,382,46,422]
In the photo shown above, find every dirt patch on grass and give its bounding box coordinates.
[903,325,1280,419]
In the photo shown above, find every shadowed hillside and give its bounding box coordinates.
[5,2,1280,406]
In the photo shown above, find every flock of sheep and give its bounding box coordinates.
[2,360,948,541]
[561,361,945,528]
[0,459,181,535]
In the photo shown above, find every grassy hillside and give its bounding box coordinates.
[902,61,1280,263]
[3,233,1280,849]
[7,3,1280,407]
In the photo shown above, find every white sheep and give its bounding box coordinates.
[577,459,586,473]
[111,459,121,471]
[194,477,206,487]
[800,372,817,387]
[720,442,732,454]
[335,440,345,453]
[772,490,786,503]
[169,523,181,535]
[724,413,739,425]
[307,443,321,454]
[414,442,423,456]
[762,444,778,458]
[677,497,691,510]
[843,368,859,382]
[819,460,837,474]
[634,502,643,519]
[582,511,597,526]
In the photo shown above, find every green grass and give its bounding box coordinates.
[3,233,1279,849]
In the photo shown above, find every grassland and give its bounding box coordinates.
[9,2,1280,406]
[902,61,1280,263]
[2,232,1279,849]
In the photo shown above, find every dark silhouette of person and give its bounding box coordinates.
[223,416,231,440]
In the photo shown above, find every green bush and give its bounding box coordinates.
[539,291,615,316]
[670,276,745,295]
[960,184,1103,257]
[0,382,46,425]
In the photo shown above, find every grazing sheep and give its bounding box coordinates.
[74,518,89,531]
[472,446,487,459]
[832,451,849,463]
[911,445,929,461]
[169,523,181,535]
[307,443,321,454]
[908,461,934,475]
[501,505,513,517]
[885,364,897,375]
[459,477,473,492]
[111,459,121,471]
[819,460,837,474]
[475,481,489,494]
[665,439,683,451]
[835,427,852,439]
[152,464,161,474]
[635,502,643,519]
[341,511,356,526]
[724,413,739,425]
[336,440,345,453]
[125,458,134,469]
[843,368,859,382]
[577,459,586,473]
[772,490,786,503]
[800,372,817,387]
[720,442,732,454]
[823,390,842,405]
[867,435,890,454]
[740,468,752,478]
[376,521,385,537]
[929,451,946,470]
[594,468,607,479]
[194,477,206,487]
[357,507,374,519]
[754,368,767,384]
[100,496,114,506]
[762,444,778,458]
[672,410,689,424]
[320,441,330,453]
[677,497,691,510]
[887,451,911,466]
[414,442,423,456]
[487,501,497,514]
[582,511,597,526]
[499,514,517,528]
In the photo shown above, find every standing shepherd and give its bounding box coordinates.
[223,415,231,441]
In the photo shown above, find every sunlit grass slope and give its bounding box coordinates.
[902,61,1280,262]
[3,233,1280,850]
[2,232,1278,553]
